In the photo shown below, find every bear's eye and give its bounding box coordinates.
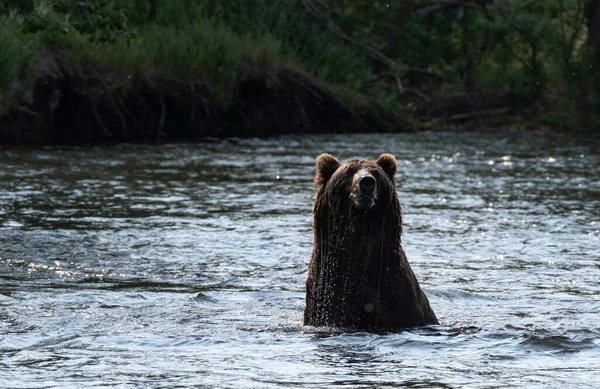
[345,167,360,178]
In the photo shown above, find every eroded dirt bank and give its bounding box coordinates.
[0,50,405,145]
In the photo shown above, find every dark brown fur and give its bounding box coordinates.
[304,153,438,331]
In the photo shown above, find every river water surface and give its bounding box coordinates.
[1,131,599,388]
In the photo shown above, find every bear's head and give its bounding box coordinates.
[314,153,399,216]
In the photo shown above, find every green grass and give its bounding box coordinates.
[57,22,283,85]
[0,0,382,112]
[35,0,382,115]
[45,0,373,88]
[0,16,40,99]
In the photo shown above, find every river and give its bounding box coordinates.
[1,131,599,388]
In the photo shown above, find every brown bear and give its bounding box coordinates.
[304,153,438,331]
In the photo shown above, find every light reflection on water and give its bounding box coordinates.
[1,131,599,388]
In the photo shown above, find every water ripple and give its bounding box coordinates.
[1,131,599,388]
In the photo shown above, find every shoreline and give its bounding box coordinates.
[1,49,592,146]
[0,48,408,145]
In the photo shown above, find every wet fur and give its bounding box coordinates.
[304,154,438,331]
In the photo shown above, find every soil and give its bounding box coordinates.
[0,49,407,145]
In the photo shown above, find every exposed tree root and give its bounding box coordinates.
[0,49,403,145]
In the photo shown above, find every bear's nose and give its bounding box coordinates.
[359,175,376,194]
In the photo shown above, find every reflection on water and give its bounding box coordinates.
[1,131,599,388]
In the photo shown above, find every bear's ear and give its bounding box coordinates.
[377,153,397,180]
[315,153,341,185]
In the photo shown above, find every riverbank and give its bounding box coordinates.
[1,48,404,144]
[0,45,589,145]
[0,46,549,145]
[1,1,597,145]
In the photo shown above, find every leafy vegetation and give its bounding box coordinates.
[0,0,132,42]
[0,15,39,99]
[1,0,599,130]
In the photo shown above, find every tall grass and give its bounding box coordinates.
[63,0,373,87]
[58,21,282,85]
[0,16,40,99]
[188,0,374,85]
[2,0,376,107]
[110,0,373,85]
[49,0,293,86]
